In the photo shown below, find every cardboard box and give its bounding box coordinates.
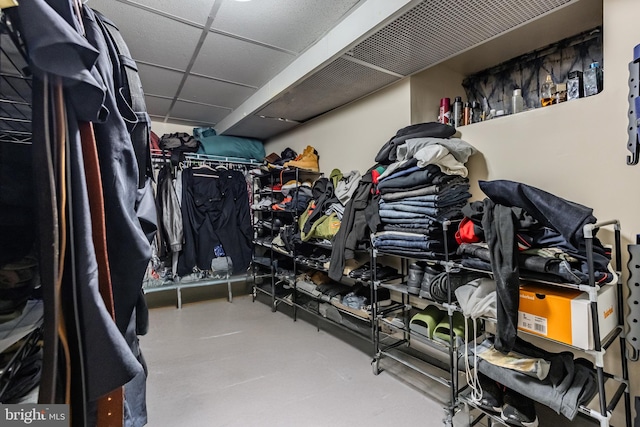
[517,283,617,350]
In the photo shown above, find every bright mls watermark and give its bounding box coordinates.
[1,405,68,426]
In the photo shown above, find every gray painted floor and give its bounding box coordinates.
[141,290,447,427]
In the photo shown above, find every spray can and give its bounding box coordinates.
[463,102,472,125]
[439,97,451,125]
[452,96,463,128]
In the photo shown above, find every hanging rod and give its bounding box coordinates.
[0,116,28,123]
[0,98,29,106]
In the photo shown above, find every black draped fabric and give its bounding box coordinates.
[179,168,252,276]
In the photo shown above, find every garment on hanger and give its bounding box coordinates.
[178,166,252,276]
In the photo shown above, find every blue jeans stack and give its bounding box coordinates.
[374,164,470,259]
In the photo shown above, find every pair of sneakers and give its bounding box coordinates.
[406,262,440,297]
[477,373,539,427]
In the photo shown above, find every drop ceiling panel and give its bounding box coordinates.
[170,100,230,125]
[223,114,299,140]
[351,0,573,76]
[191,33,295,87]
[258,57,400,122]
[144,95,173,118]
[138,64,184,99]
[179,74,256,108]
[118,0,215,26]
[89,0,202,70]
[213,0,363,53]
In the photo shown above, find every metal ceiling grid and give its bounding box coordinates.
[120,0,215,26]
[136,64,185,99]
[171,99,230,125]
[213,0,364,54]
[180,74,256,108]
[190,32,296,88]
[351,0,574,77]
[145,95,174,119]
[257,56,401,123]
[90,1,203,71]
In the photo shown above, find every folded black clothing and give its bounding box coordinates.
[375,122,456,164]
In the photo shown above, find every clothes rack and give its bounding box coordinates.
[146,148,261,308]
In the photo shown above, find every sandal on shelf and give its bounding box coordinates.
[409,305,445,340]
[432,311,473,345]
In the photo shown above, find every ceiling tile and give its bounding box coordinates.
[258,57,400,122]
[191,33,295,87]
[118,0,215,26]
[145,95,173,117]
[169,100,230,125]
[88,1,202,70]
[213,0,363,53]
[179,74,256,109]
[138,64,184,99]
[223,114,299,140]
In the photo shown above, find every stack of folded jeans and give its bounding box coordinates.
[374,164,470,259]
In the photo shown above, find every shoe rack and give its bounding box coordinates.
[369,219,632,427]
[251,167,399,344]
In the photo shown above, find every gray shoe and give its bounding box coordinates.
[406,263,424,295]
[418,266,440,300]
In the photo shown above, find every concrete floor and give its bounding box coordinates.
[141,287,448,427]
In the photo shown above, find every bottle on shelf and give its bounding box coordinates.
[471,101,482,123]
[512,88,524,114]
[452,96,463,128]
[555,82,567,103]
[567,70,583,101]
[438,97,451,125]
[583,61,603,97]
[540,74,556,107]
[463,102,472,125]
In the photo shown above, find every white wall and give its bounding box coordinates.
[265,79,411,174]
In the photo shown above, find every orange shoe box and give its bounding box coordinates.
[517,283,617,350]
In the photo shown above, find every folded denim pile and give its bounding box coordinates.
[372,125,476,260]
[373,164,471,259]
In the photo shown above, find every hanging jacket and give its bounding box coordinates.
[329,166,380,281]
[156,164,183,254]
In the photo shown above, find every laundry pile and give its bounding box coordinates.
[454,179,616,354]
[371,122,475,260]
